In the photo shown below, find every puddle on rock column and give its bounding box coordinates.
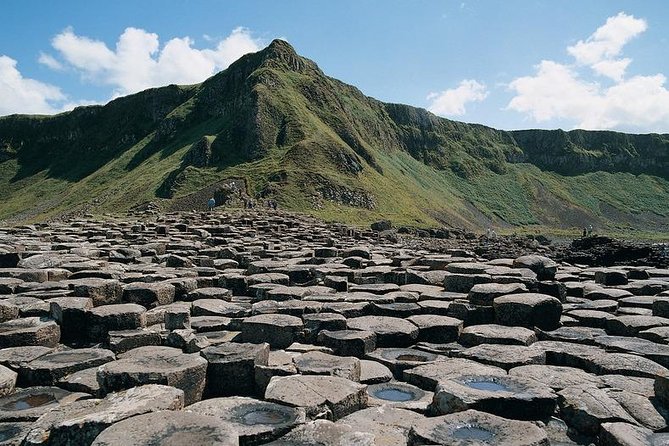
[242,409,291,425]
[464,380,510,392]
[395,354,428,362]
[373,388,415,402]
[3,393,57,411]
[0,426,19,442]
[452,425,495,441]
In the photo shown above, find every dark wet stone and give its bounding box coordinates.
[187,396,306,445]
[90,410,238,446]
[200,342,269,397]
[47,298,92,346]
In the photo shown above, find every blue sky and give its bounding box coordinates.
[2,0,668,132]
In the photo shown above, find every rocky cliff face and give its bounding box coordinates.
[509,129,669,178]
[0,39,667,228]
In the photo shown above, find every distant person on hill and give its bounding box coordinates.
[582,227,587,237]
[207,197,215,212]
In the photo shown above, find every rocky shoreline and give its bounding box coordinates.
[0,210,666,444]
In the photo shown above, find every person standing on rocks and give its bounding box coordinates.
[207,197,215,212]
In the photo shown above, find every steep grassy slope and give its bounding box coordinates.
[0,39,668,234]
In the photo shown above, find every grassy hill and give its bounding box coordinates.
[0,39,668,235]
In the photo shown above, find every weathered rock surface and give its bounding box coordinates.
[0,211,664,444]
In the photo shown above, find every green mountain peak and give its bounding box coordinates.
[0,41,667,234]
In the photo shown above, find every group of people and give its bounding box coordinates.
[206,197,279,211]
[582,224,594,237]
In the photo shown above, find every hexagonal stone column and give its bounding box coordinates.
[494,293,562,330]
[23,384,184,446]
[0,317,60,348]
[432,373,557,419]
[409,409,550,445]
[200,343,269,397]
[346,316,418,347]
[187,396,306,444]
[265,375,367,420]
[97,346,207,405]
[19,348,115,386]
[87,304,146,342]
[241,314,304,349]
[90,411,238,446]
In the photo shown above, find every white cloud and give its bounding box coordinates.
[427,79,488,116]
[44,26,263,97]
[590,58,630,82]
[567,12,646,69]
[507,12,669,132]
[37,52,64,71]
[0,55,65,115]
